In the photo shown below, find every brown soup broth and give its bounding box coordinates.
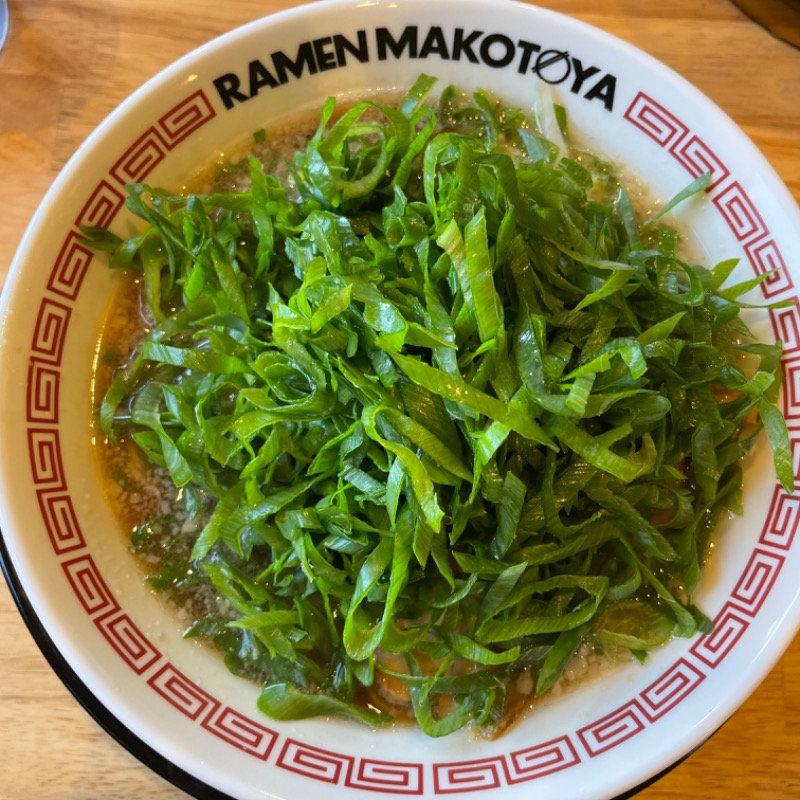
[92,96,707,737]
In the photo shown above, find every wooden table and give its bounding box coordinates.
[1,1,798,797]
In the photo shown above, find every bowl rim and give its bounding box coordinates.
[1,1,799,799]
[0,529,709,800]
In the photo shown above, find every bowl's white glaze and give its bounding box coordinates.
[1,2,800,799]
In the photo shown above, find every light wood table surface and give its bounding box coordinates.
[1,1,799,798]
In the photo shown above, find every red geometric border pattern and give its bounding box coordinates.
[17,85,798,794]
[201,706,278,760]
[623,91,794,298]
[780,355,800,420]
[433,758,505,793]
[95,609,162,675]
[623,92,689,149]
[28,429,66,489]
[346,759,424,794]
[31,299,71,364]
[745,235,791,297]
[639,658,705,721]
[760,486,800,550]
[110,128,171,186]
[36,491,85,553]
[670,134,730,190]
[690,603,751,668]
[712,182,768,243]
[277,739,355,784]
[159,90,217,146]
[729,548,785,615]
[47,232,94,301]
[61,555,120,617]
[75,180,126,230]
[110,90,216,185]
[577,701,649,757]
[27,361,60,423]
[776,308,800,421]
[770,300,800,353]
[147,664,221,722]
[504,737,581,784]
[792,429,800,490]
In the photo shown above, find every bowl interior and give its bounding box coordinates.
[2,2,800,799]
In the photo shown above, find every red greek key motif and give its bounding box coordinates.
[75,180,126,230]
[95,610,161,675]
[31,299,71,364]
[769,300,800,354]
[61,555,119,616]
[623,95,793,300]
[110,127,170,185]
[47,232,94,300]
[730,548,785,615]
[744,236,793,297]
[781,357,800,420]
[433,758,504,793]
[712,182,768,242]
[504,736,581,783]
[690,603,750,667]
[790,428,800,488]
[760,486,800,550]
[26,361,60,423]
[639,658,705,721]
[27,428,65,489]
[623,92,689,148]
[577,701,648,756]
[158,89,216,146]
[36,491,84,553]
[201,706,278,760]
[346,759,424,794]
[109,91,216,185]
[276,739,354,784]
[670,134,729,189]
[147,664,220,721]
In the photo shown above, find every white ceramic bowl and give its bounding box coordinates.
[2,1,800,798]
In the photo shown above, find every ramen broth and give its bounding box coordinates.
[90,82,783,737]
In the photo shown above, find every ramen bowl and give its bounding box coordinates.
[2,2,800,799]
